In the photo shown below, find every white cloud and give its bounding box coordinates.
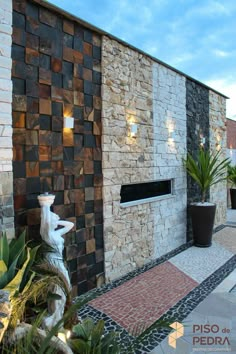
[213,49,231,57]
[186,0,231,18]
[205,78,236,118]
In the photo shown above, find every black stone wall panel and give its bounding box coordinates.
[186,79,210,240]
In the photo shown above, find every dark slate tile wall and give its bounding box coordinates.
[186,79,209,240]
[12,0,104,296]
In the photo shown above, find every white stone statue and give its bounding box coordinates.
[38,193,74,330]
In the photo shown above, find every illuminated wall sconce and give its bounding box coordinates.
[216,142,221,151]
[200,136,205,146]
[169,131,175,140]
[63,116,74,129]
[129,122,138,138]
[216,135,221,150]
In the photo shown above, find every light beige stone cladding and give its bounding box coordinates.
[209,90,227,226]
[102,36,187,281]
[0,0,14,238]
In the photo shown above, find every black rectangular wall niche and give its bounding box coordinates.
[120,180,172,203]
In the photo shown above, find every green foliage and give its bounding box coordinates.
[0,231,39,293]
[0,232,119,353]
[228,165,236,187]
[10,275,66,328]
[0,233,9,266]
[0,231,41,341]
[0,312,57,354]
[69,317,120,354]
[183,148,230,202]
[0,293,83,353]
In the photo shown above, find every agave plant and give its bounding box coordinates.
[183,148,230,203]
[0,231,40,341]
[0,231,74,350]
[69,317,120,354]
[0,309,73,354]
[0,231,39,292]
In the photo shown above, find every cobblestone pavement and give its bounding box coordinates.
[90,262,198,335]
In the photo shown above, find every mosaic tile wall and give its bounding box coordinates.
[12,0,104,296]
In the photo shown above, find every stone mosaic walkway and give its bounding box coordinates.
[169,241,233,283]
[150,269,236,354]
[78,225,236,353]
[90,262,198,335]
[213,226,236,254]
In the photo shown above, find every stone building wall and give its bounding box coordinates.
[0,0,14,239]
[102,36,187,281]
[4,0,228,291]
[226,118,236,166]
[227,118,236,149]
[12,0,104,296]
[209,90,227,226]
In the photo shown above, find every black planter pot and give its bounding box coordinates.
[230,189,236,209]
[190,203,216,247]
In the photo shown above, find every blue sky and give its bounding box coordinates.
[49,0,236,118]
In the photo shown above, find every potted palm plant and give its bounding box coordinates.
[183,148,230,247]
[228,165,236,209]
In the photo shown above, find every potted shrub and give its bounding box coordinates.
[183,148,230,247]
[228,165,236,209]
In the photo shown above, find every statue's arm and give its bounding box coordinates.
[56,220,74,235]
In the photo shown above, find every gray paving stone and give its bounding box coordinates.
[169,242,233,283]
[194,293,236,318]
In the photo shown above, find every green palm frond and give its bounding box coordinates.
[183,149,230,202]
[10,275,66,329]
[228,165,236,187]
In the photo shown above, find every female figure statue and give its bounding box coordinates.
[38,194,74,330]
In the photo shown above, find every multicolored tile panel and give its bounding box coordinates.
[12,0,103,296]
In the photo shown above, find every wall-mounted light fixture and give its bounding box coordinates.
[63,117,74,129]
[216,135,221,151]
[168,131,175,140]
[200,136,205,146]
[129,122,138,138]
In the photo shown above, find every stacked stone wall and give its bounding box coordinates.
[227,118,236,149]
[186,79,209,239]
[0,0,14,239]
[209,91,227,226]
[226,119,236,166]
[102,37,187,281]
